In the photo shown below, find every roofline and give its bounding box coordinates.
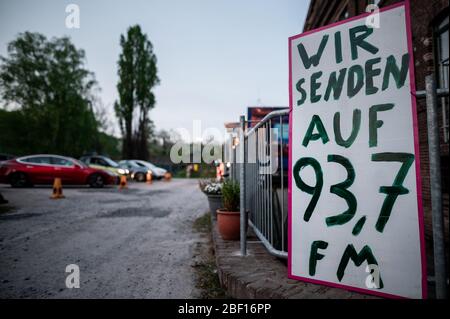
[303,0,314,32]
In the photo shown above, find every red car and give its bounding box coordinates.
[0,154,118,188]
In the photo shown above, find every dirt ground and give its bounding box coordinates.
[0,179,209,298]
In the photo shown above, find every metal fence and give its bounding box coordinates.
[438,60,448,143]
[227,109,289,259]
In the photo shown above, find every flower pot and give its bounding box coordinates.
[216,209,249,241]
[207,194,222,220]
[216,209,240,240]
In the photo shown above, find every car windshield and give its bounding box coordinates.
[102,157,119,168]
[138,161,156,169]
[73,159,88,168]
[127,161,142,168]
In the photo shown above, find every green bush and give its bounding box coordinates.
[222,179,240,211]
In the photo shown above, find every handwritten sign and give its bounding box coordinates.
[288,3,426,299]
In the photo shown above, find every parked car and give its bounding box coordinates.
[127,160,167,180]
[118,160,151,182]
[0,154,118,188]
[79,155,129,176]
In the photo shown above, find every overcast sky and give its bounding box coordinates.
[0,0,308,141]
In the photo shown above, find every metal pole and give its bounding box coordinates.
[280,115,285,252]
[425,74,448,299]
[269,120,273,246]
[257,129,260,231]
[239,115,247,256]
[230,138,234,181]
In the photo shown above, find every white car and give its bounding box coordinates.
[128,160,167,180]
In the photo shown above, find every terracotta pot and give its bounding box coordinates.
[216,208,244,240]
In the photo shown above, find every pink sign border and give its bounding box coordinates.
[287,0,427,299]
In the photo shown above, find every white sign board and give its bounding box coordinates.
[288,3,426,299]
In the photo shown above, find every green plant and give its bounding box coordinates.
[199,179,222,195]
[222,180,240,211]
[0,32,102,157]
[115,25,159,159]
[198,178,212,192]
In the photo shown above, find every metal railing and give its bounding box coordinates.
[227,109,289,259]
[416,75,449,299]
[438,60,448,143]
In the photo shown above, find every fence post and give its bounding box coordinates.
[239,115,247,256]
[425,74,448,299]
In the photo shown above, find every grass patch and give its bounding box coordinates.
[194,258,229,299]
[193,212,229,299]
[193,212,212,233]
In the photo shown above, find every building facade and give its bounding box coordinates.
[303,0,449,283]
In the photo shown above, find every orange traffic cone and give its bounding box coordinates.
[119,175,128,190]
[164,172,172,181]
[146,171,153,184]
[50,178,65,199]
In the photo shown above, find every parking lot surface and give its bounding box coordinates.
[0,179,208,298]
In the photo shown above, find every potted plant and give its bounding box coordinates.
[199,179,223,220]
[216,180,242,240]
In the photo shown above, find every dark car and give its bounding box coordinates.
[0,154,118,188]
[118,160,151,182]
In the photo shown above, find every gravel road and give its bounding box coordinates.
[0,179,208,298]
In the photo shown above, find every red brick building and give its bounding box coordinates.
[303,0,448,287]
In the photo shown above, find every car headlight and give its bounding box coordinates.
[118,168,126,175]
